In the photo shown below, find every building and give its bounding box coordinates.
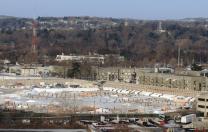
[154,67,175,74]
[158,21,166,33]
[200,69,208,77]
[104,54,125,62]
[8,65,55,77]
[96,67,151,83]
[95,67,208,91]
[21,67,39,77]
[197,93,208,117]
[0,59,11,65]
[55,53,125,64]
[55,53,105,64]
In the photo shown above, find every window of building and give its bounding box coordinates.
[198,98,205,101]
[198,105,205,108]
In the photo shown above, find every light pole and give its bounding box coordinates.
[178,45,181,67]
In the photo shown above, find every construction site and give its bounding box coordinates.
[0,78,204,131]
[0,79,195,115]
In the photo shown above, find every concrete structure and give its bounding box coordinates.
[0,59,11,65]
[96,67,208,91]
[8,65,56,77]
[55,53,124,64]
[154,67,174,74]
[55,53,105,64]
[21,67,39,76]
[158,21,166,33]
[96,67,141,83]
[200,69,208,77]
[197,93,208,117]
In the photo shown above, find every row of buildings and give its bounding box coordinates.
[94,67,208,117]
[3,63,208,92]
[95,67,208,91]
[0,53,125,78]
[38,16,121,30]
[2,60,208,92]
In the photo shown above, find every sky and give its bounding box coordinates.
[0,0,208,20]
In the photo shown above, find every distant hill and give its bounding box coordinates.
[0,16,208,67]
[0,15,16,19]
[180,17,208,22]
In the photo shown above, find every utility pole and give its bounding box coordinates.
[32,19,37,53]
[94,98,96,115]
[200,50,202,65]
[73,93,76,114]
[178,46,181,67]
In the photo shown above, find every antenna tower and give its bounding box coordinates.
[32,20,38,53]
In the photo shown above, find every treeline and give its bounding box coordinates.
[1,18,208,67]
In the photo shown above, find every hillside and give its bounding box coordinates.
[0,16,208,67]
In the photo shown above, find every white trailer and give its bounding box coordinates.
[181,114,196,124]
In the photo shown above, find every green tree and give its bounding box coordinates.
[67,62,81,78]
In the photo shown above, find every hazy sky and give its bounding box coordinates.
[0,0,207,20]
